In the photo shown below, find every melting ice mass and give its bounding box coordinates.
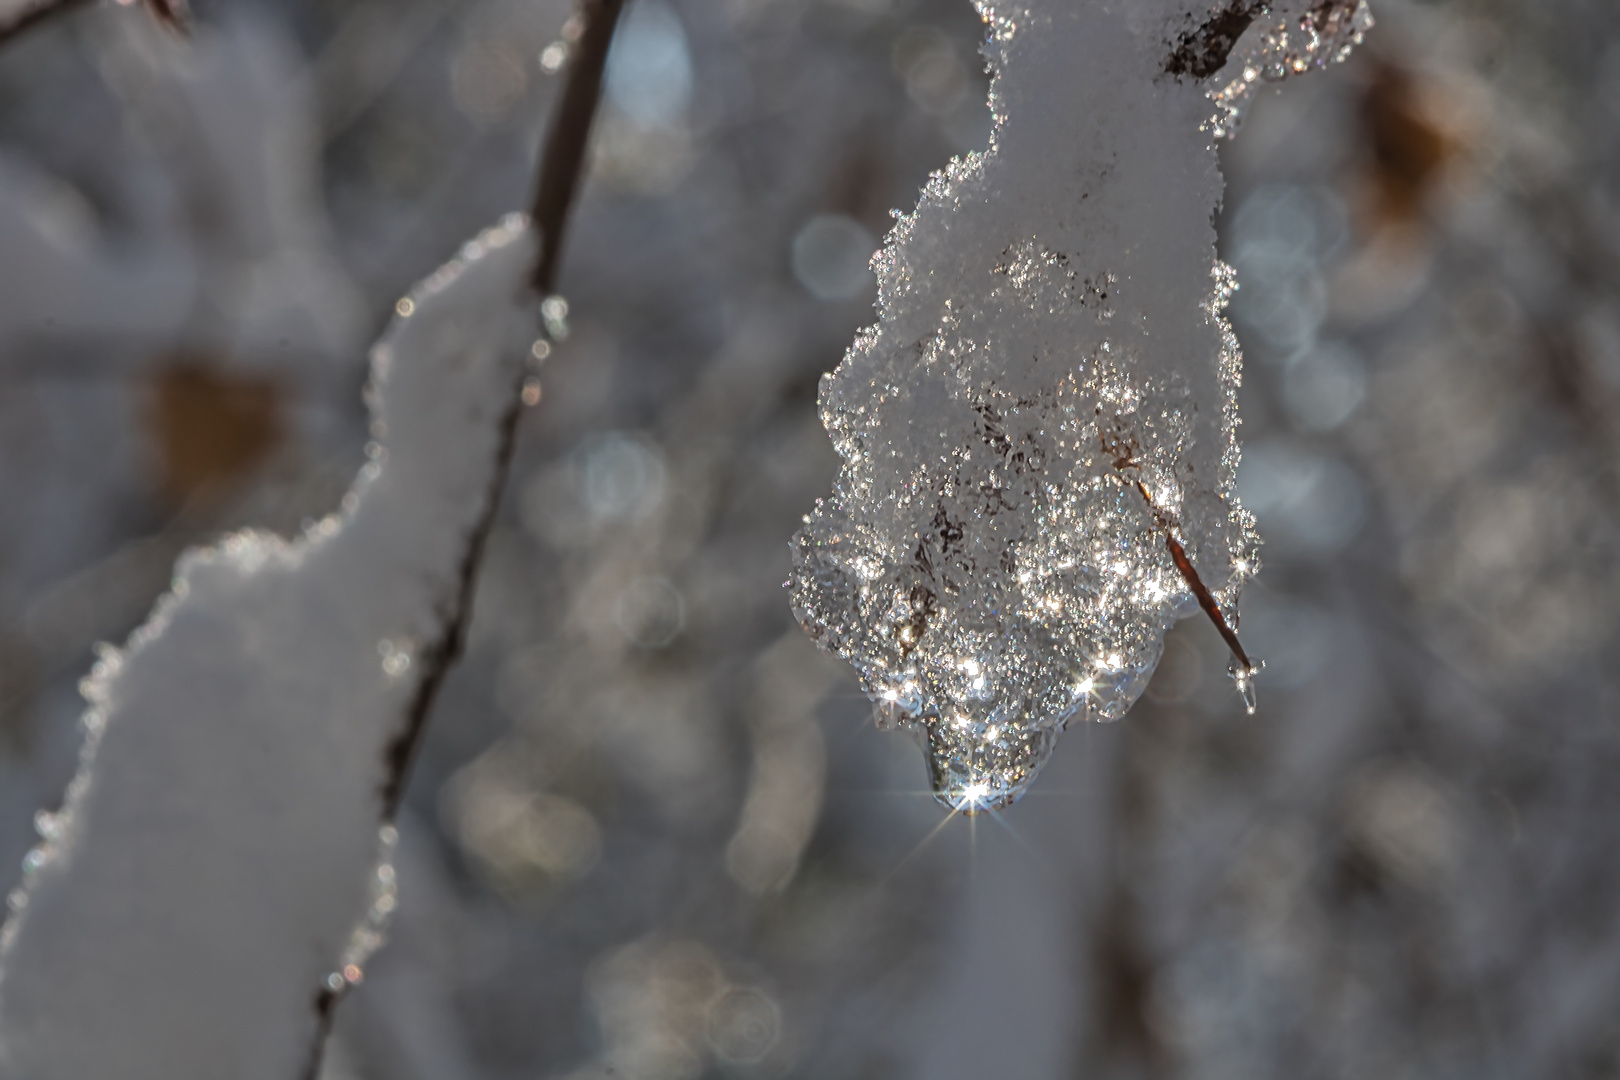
[789,0,1370,811]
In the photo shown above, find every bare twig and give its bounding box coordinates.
[1165,528,1255,672]
[1163,0,1265,80]
[1104,427,1255,676]
[0,0,186,48]
[1132,479,1256,674]
[139,0,188,35]
[0,0,94,47]
[372,0,624,829]
[531,0,627,294]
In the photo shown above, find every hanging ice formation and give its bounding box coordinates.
[789,0,1371,812]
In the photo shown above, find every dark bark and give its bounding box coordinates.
[531,0,628,295]
[1164,1,1268,81]
[0,0,186,48]
[0,0,95,48]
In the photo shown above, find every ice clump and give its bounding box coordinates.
[790,0,1368,813]
[1204,0,1373,137]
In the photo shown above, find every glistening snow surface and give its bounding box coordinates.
[0,218,537,1080]
[789,0,1369,812]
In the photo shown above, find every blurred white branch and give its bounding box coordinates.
[0,217,537,1080]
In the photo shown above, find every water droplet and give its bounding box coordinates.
[540,295,570,340]
[33,811,60,842]
[335,825,401,991]
[1228,657,1264,714]
[540,41,569,73]
[378,640,413,679]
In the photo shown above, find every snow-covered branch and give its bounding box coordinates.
[0,217,537,1080]
[790,0,1369,812]
[0,0,634,1068]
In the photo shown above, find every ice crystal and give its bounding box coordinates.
[1207,0,1374,137]
[790,0,1368,812]
[330,824,400,990]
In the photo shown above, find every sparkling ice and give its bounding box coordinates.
[790,1,1368,812]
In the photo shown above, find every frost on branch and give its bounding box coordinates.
[1195,0,1374,137]
[0,217,537,1080]
[789,0,1369,812]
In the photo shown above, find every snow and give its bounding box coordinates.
[0,216,537,1080]
[1206,1,1374,138]
[789,0,1369,811]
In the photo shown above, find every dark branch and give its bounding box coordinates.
[300,988,339,1080]
[139,0,190,36]
[0,0,94,48]
[1133,480,1255,674]
[0,0,187,49]
[1164,1,1267,80]
[377,380,527,818]
[374,0,624,824]
[530,0,627,294]
[1164,531,1254,672]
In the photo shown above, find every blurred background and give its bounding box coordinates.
[0,0,1618,1075]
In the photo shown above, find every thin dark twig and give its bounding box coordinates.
[0,0,187,48]
[1165,529,1254,671]
[1163,0,1266,80]
[0,0,94,47]
[531,0,627,294]
[1132,479,1255,674]
[373,0,624,826]
[304,3,624,1076]
[140,0,189,35]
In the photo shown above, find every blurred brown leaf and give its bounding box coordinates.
[146,362,281,505]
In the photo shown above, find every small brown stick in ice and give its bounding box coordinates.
[1131,478,1255,675]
